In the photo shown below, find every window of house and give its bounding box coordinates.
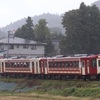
[16,45,19,48]
[23,45,28,49]
[31,46,36,50]
[9,45,14,49]
[0,45,4,50]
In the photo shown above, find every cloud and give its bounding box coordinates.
[0,0,96,27]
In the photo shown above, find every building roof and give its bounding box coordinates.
[0,37,46,45]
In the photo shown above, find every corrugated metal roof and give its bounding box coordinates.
[0,37,46,45]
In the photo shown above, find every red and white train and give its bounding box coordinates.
[0,54,100,80]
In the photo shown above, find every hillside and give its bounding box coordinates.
[1,13,64,34]
[1,0,100,37]
[92,0,100,9]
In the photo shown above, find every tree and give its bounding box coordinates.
[15,16,35,40]
[50,32,63,40]
[60,2,100,54]
[34,19,50,42]
[34,19,55,56]
[59,36,67,55]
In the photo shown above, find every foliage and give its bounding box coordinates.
[61,2,100,54]
[50,32,63,40]
[59,36,68,55]
[0,78,100,99]
[15,16,35,40]
[34,19,55,56]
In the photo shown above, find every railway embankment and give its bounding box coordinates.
[0,78,100,99]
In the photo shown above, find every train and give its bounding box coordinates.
[0,54,100,80]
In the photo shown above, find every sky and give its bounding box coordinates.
[0,0,97,27]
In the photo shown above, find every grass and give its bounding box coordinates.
[0,78,100,99]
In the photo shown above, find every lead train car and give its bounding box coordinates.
[47,55,100,80]
[80,55,100,80]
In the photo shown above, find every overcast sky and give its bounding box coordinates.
[0,0,97,27]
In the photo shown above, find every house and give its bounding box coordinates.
[52,40,60,55]
[0,37,46,58]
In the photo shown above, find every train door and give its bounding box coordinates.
[31,61,34,74]
[0,60,3,73]
[81,58,90,75]
[89,58,97,74]
[44,60,47,74]
[40,59,47,74]
[84,59,90,75]
[87,60,90,74]
[96,58,100,75]
[41,60,45,74]
[81,60,86,75]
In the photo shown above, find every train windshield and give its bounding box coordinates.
[98,60,100,67]
[91,59,96,67]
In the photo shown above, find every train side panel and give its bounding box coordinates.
[80,55,97,75]
[47,57,82,75]
[39,58,48,74]
[4,59,32,74]
[0,59,5,74]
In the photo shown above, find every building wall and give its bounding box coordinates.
[52,40,60,55]
[2,44,45,57]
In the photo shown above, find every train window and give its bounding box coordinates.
[49,62,53,68]
[49,62,51,67]
[52,62,54,67]
[98,60,100,67]
[11,62,14,67]
[76,62,79,67]
[2,62,4,67]
[57,62,59,67]
[81,60,85,67]
[39,62,41,67]
[41,61,43,67]
[26,62,29,67]
[32,62,34,67]
[54,62,57,67]
[7,63,10,67]
[5,62,8,67]
[44,62,47,67]
[67,62,70,67]
[14,62,17,67]
[21,62,23,67]
[17,62,20,67]
[62,62,65,67]
[92,59,96,67]
[72,62,74,67]
[59,62,62,68]
[36,62,38,67]
[66,62,68,67]
[5,63,7,67]
[63,62,66,67]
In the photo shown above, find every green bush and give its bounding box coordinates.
[62,87,75,96]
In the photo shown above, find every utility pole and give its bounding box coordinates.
[7,31,14,58]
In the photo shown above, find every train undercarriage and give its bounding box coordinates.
[0,73,100,81]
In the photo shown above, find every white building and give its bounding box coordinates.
[52,40,60,55]
[0,37,46,58]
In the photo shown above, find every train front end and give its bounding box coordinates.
[96,55,100,79]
